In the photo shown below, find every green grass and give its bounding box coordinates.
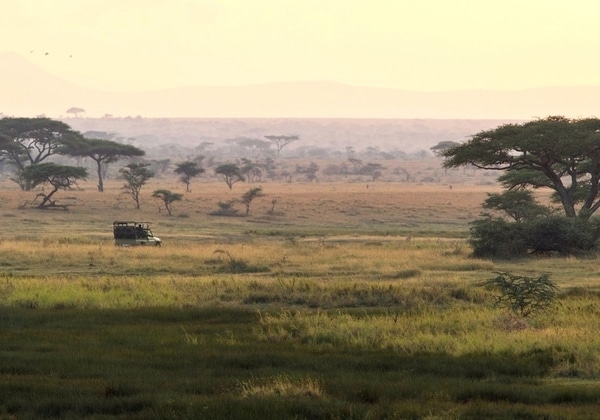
[2,180,600,417]
[3,304,600,419]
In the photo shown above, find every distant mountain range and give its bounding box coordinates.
[1,51,599,119]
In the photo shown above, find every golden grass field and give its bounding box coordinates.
[0,158,502,242]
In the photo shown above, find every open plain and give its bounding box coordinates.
[2,165,600,419]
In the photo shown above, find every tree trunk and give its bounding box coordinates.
[96,161,104,192]
[37,187,59,209]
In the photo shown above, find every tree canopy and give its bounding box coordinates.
[21,163,87,209]
[0,117,83,190]
[66,107,85,117]
[240,187,264,216]
[174,161,205,192]
[119,163,154,209]
[58,137,145,192]
[430,141,460,156]
[442,116,600,219]
[265,135,299,156]
[215,163,244,190]
[152,189,183,216]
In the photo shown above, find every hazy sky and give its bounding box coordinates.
[3,0,600,93]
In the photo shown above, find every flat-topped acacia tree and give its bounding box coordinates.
[0,117,83,191]
[264,135,299,157]
[215,163,244,190]
[174,161,205,192]
[442,116,600,220]
[442,116,600,256]
[58,138,145,192]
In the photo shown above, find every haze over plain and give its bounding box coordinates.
[1,0,600,119]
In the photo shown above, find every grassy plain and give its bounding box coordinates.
[2,169,600,418]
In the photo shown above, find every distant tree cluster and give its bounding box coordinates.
[0,116,477,215]
[0,117,145,209]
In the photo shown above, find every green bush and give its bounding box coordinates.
[524,216,600,254]
[483,271,558,318]
[469,215,600,258]
[468,217,527,259]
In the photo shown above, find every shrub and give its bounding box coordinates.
[210,200,240,216]
[469,215,600,258]
[212,249,270,273]
[483,271,558,318]
[524,216,600,254]
[469,217,527,259]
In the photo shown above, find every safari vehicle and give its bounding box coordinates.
[113,221,162,246]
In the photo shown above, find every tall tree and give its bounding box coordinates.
[119,163,154,209]
[265,135,299,156]
[0,117,83,190]
[58,137,145,192]
[215,163,244,190]
[174,160,205,192]
[21,163,87,209]
[443,116,600,219]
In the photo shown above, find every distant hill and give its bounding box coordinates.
[1,51,599,119]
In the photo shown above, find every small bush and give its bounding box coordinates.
[212,249,270,273]
[388,269,420,279]
[209,201,240,217]
[483,271,558,318]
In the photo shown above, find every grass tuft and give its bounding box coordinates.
[239,375,325,399]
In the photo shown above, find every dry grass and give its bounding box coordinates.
[0,172,498,242]
[239,375,325,399]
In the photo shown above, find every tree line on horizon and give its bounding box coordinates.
[0,117,452,212]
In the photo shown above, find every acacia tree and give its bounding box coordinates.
[66,107,85,118]
[152,189,183,216]
[215,163,244,190]
[21,163,87,209]
[443,116,600,219]
[239,158,263,183]
[174,161,205,192]
[58,137,145,192]
[443,116,600,256]
[265,135,299,156]
[240,187,264,216]
[0,117,83,190]
[237,138,272,162]
[119,163,154,209]
[295,162,319,182]
[430,141,461,156]
[482,190,550,223]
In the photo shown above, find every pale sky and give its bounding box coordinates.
[2,0,600,93]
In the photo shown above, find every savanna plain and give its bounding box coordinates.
[2,166,600,419]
